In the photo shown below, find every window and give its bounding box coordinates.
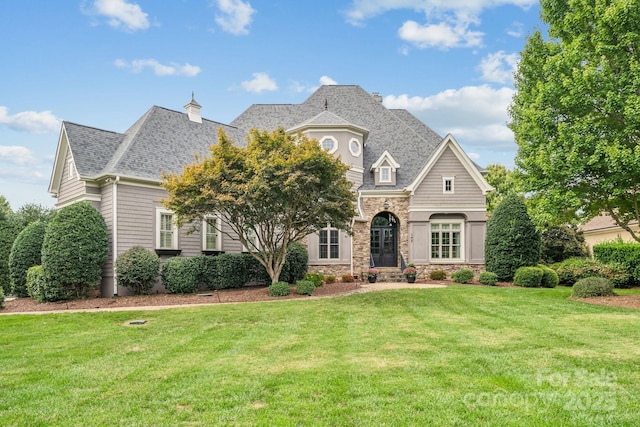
[430,223,462,260]
[320,136,338,154]
[319,227,339,259]
[202,216,221,251]
[68,159,75,180]
[443,177,455,193]
[380,166,392,183]
[156,209,178,249]
[242,227,259,252]
[349,138,361,157]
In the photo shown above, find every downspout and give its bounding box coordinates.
[112,176,120,296]
[350,218,355,276]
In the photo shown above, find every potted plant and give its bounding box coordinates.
[403,266,417,283]
[367,268,379,283]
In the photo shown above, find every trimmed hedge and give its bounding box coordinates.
[551,258,631,288]
[452,268,474,284]
[513,266,543,288]
[0,286,4,309]
[295,280,315,296]
[41,202,109,300]
[115,246,160,295]
[478,271,498,286]
[9,221,46,297]
[0,210,20,294]
[26,265,50,302]
[268,281,291,297]
[538,264,559,288]
[572,277,614,298]
[593,242,640,287]
[161,257,199,294]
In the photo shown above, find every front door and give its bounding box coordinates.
[370,212,398,267]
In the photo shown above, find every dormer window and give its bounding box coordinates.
[371,150,400,186]
[380,166,392,183]
[320,136,338,154]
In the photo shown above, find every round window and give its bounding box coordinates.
[349,139,361,156]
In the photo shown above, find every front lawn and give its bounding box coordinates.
[1,286,638,426]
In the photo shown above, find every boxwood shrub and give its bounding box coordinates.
[572,277,614,298]
[451,268,474,284]
[161,256,199,294]
[26,265,53,302]
[478,271,498,286]
[513,266,543,288]
[552,258,631,288]
[304,272,324,287]
[429,270,447,280]
[268,281,290,297]
[593,241,640,286]
[8,221,46,297]
[0,286,4,309]
[295,280,315,296]
[115,246,159,295]
[538,265,559,288]
[280,242,309,284]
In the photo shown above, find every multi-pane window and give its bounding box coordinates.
[443,177,454,193]
[431,223,461,260]
[319,227,339,259]
[160,213,174,249]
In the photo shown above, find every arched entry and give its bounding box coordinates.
[370,212,399,267]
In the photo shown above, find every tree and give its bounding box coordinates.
[0,209,20,294]
[163,128,356,284]
[15,203,57,229]
[41,202,109,300]
[485,194,541,281]
[541,225,588,264]
[510,0,640,238]
[485,164,516,217]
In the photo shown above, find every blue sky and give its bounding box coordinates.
[0,0,541,210]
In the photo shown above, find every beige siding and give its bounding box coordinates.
[57,149,86,206]
[409,223,429,263]
[410,147,485,207]
[307,230,352,265]
[305,129,364,171]
[467,222,486,264]
[100,183,114,295]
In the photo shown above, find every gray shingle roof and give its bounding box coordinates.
[65,85,449,189]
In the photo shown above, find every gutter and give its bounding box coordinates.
[112,176,120,296]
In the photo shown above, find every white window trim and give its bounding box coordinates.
[202,215,222,251]
[380,166,392,183]
[318,225,340,260]
[429,220,465,263]
[320,136,338,154]
[443,176,455,194]
[68,159,75,180]
[348,138,362,157]
[156,208,179,250]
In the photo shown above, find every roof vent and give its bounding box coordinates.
[372,92,382,103]
[184,92,202,123]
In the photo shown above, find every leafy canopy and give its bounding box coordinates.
[510,0,640,238]
[162,128,356,283]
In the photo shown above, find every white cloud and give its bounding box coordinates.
[93,0,149,31]
[289,76,339,94]
[215,0,256,35]
[241,72,278,93]
[383,84,515,148]
[467,152,481,160]
[478,51,518,84]
[398,19,483,49]
[0,107,60,134]
[345,0,536,49]
[0,146,36,165]
[506,21,524,37]
[115,59,201,77]
[319,76,338,85]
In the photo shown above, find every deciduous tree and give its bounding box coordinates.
[510,0,640,239]
[163,128,356,284]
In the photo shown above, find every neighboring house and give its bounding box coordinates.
[48,85,492,296]
[580,214,640,253]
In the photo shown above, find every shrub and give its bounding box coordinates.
[593,242,640,287]
[216,254,249,288]
[541,225,588,264]
[161,257,199,294]
[280,242,309,284]
[485,194,541,281]
[451,268,474,284]
[304,272,324,287]
[26,265,58,302]
[242,254,271,285]
[41,202,109,300]
[115,246,160,295]
[342,274,354,283]
[192,255,221,290]
[295,280,315,296]
[513,266,543,288]
[538,265,559,288]
[324,275,336,284]
[0,209,20,294]
[572,277,614,298]
[0,286,4,309]
[478,271,498,286]
[268,281,290,297]
[429,270,447,280]
[552,257,631,288]
[600,262,632,289]
[8,221,46,297]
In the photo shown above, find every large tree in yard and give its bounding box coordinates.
[510,0,640,239]
[162,128,356,284]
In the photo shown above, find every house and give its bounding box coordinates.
[580,214,639,253]
[48,85,493,296]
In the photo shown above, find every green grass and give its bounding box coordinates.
[1,286,639,426]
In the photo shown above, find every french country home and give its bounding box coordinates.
[48,85,493,296]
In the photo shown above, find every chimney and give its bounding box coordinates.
[372,92,383,103]
[184,92,202,123]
